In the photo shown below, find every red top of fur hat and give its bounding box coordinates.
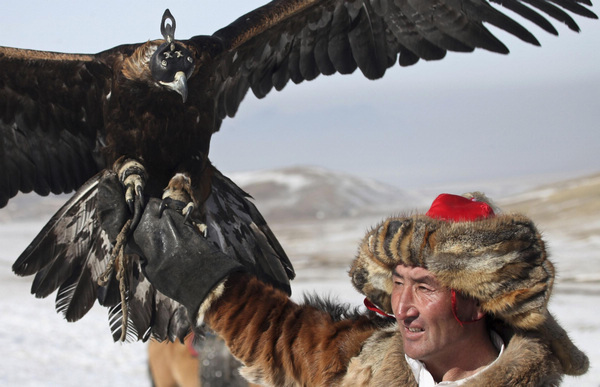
[426,193,495,222]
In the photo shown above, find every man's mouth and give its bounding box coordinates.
[407,327,424,333]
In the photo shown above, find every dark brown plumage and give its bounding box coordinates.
[1,0,596,341]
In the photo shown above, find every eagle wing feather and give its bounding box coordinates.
[0,48,112,207]
[205,0,596,125]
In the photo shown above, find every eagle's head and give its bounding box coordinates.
[149,9,195,102]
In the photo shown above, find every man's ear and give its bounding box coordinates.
[472,299,487,321]
[453,291,486,323]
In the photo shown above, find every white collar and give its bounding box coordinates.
[405,330,505,387]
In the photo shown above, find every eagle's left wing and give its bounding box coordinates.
[202,0,596,126]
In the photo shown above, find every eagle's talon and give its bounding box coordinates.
[135,184,144,200]
[123,174,145,212]
[115,158,147,223]
[126,189,135,214]
[182,202,195,223]
[162,173,207,235]
[131,194,145,230]
[159,200,168,217]
[197,223,208,237]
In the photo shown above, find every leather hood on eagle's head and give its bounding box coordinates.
[150,10,196,102]
[150,42,195,84]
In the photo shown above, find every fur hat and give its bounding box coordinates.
[350,192,553,330]
[350,192,589,375]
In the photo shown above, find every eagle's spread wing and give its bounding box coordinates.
[0,48,112,207]
[206,0,597,123]
[12,166,294,342]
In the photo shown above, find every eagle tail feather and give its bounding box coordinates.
[126,260,155,342]
[108,302,140,342]
[152,292,190,342]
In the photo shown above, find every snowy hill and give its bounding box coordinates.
[229,166,425,222]
[500,172,600,240]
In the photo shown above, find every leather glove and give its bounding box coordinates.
[97,171,246,315]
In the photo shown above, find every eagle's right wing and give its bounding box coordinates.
[0,47,111,207]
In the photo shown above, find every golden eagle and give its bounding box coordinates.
[2,0,596,342]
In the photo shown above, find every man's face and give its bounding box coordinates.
[391,265,474,363]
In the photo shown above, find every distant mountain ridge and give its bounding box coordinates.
[229,166,423,222]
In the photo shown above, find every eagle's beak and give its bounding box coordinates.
[160,71,188,103]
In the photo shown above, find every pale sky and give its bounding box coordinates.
[2,0,599,190]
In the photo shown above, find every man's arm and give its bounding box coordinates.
[205,272,380,386]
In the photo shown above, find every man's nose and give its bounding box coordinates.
[395,288,418,320]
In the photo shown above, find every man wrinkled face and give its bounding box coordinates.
[391,265,470,363]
